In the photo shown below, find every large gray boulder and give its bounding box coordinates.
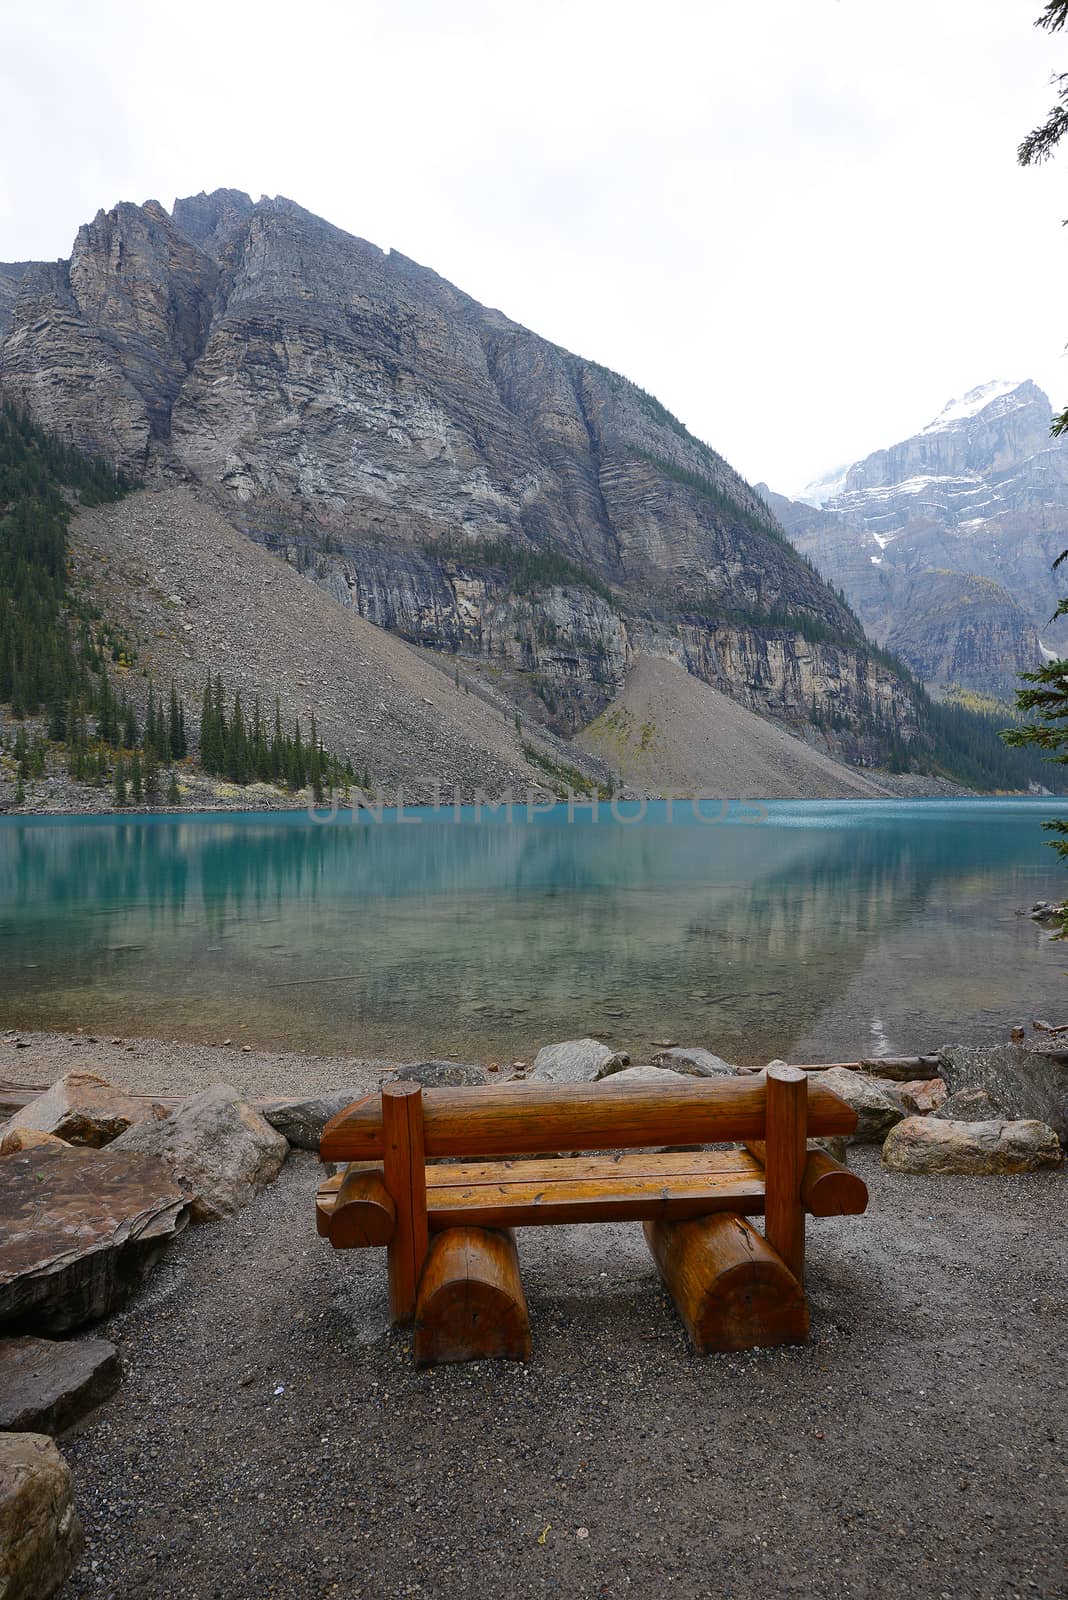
[0,1432,84,1598]
[261,1089,363,1150]
[0,1337,120,1435]
[112,1084,288,1223]
[394,1061,489,1088]
[811,1066,904,1144]
[0,1145,190,1334]
[531,1039,629,1084]
[882,1116,1063,1175]
[650,1048,736,1078]
[0,1071,170,1148]
[939,1044,1068,1141]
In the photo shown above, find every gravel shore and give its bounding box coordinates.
[53,1150,1066,1600]
[2,1033,1052,1600]
[0,1030,400,1104]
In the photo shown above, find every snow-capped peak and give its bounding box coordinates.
[796,462,851,507]
[920,379,1024,435]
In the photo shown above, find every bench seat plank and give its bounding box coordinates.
[319,1150,767,1235]
[424,1167,767,1229]
[427,1151,761,1186]
[317,1143,868,1243]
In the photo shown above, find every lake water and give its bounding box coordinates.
[1,799,1066,1065]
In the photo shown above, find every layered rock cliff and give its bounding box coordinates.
[0,188,915,758]
[771,380,1063,697]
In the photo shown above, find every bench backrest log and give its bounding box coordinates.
[319,1071,857,1163]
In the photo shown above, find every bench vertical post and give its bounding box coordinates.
[764,1064,807,1284]
[381,1082,429,1325]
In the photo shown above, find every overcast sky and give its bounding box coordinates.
[2,0,1066,494]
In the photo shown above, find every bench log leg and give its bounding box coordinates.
[644,1213,809,1354]
[414,1227,532,1366]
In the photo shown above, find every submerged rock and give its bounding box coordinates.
[0,1071,170,1148]
[882,1116,1063,1175]
[0,1431,84,1599]
[1027,901,1064,925]
[0,1336,120,1435]
[112,1084,288,1223]
[531,1040,629,1084]
[0,1145,190,1333]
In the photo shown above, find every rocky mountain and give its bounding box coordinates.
[16,188,1039,786]
[768,380,1068,699]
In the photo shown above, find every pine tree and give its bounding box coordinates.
[167,771,180,805]
[122,695,138,750]
[113,755,128,808]
[96,671,117,743]
[168,683,184,760]
[130,748,143,802]
[144,745,160,800]
[309,713,324,802]
[48,696,67,742]
[145,685,158,753]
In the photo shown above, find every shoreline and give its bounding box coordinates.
[2,788,1060,823]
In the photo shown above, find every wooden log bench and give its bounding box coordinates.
[315,1066,867,1364]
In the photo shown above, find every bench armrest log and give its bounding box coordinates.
[320,1077,858,1162]
[322,1165,395,1247]
[742,1142,869,1219]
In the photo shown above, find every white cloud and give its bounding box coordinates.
[1,0,1066,493]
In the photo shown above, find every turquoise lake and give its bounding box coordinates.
[1,799,1066,1064]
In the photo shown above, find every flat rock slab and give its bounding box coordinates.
[882,1116,1064,1175]
[0,1071,170,1148]
[0,1129,68,1158]
[0,1145,191,1334]
[0,1337,120,1435]
[0,1430,84,1599]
